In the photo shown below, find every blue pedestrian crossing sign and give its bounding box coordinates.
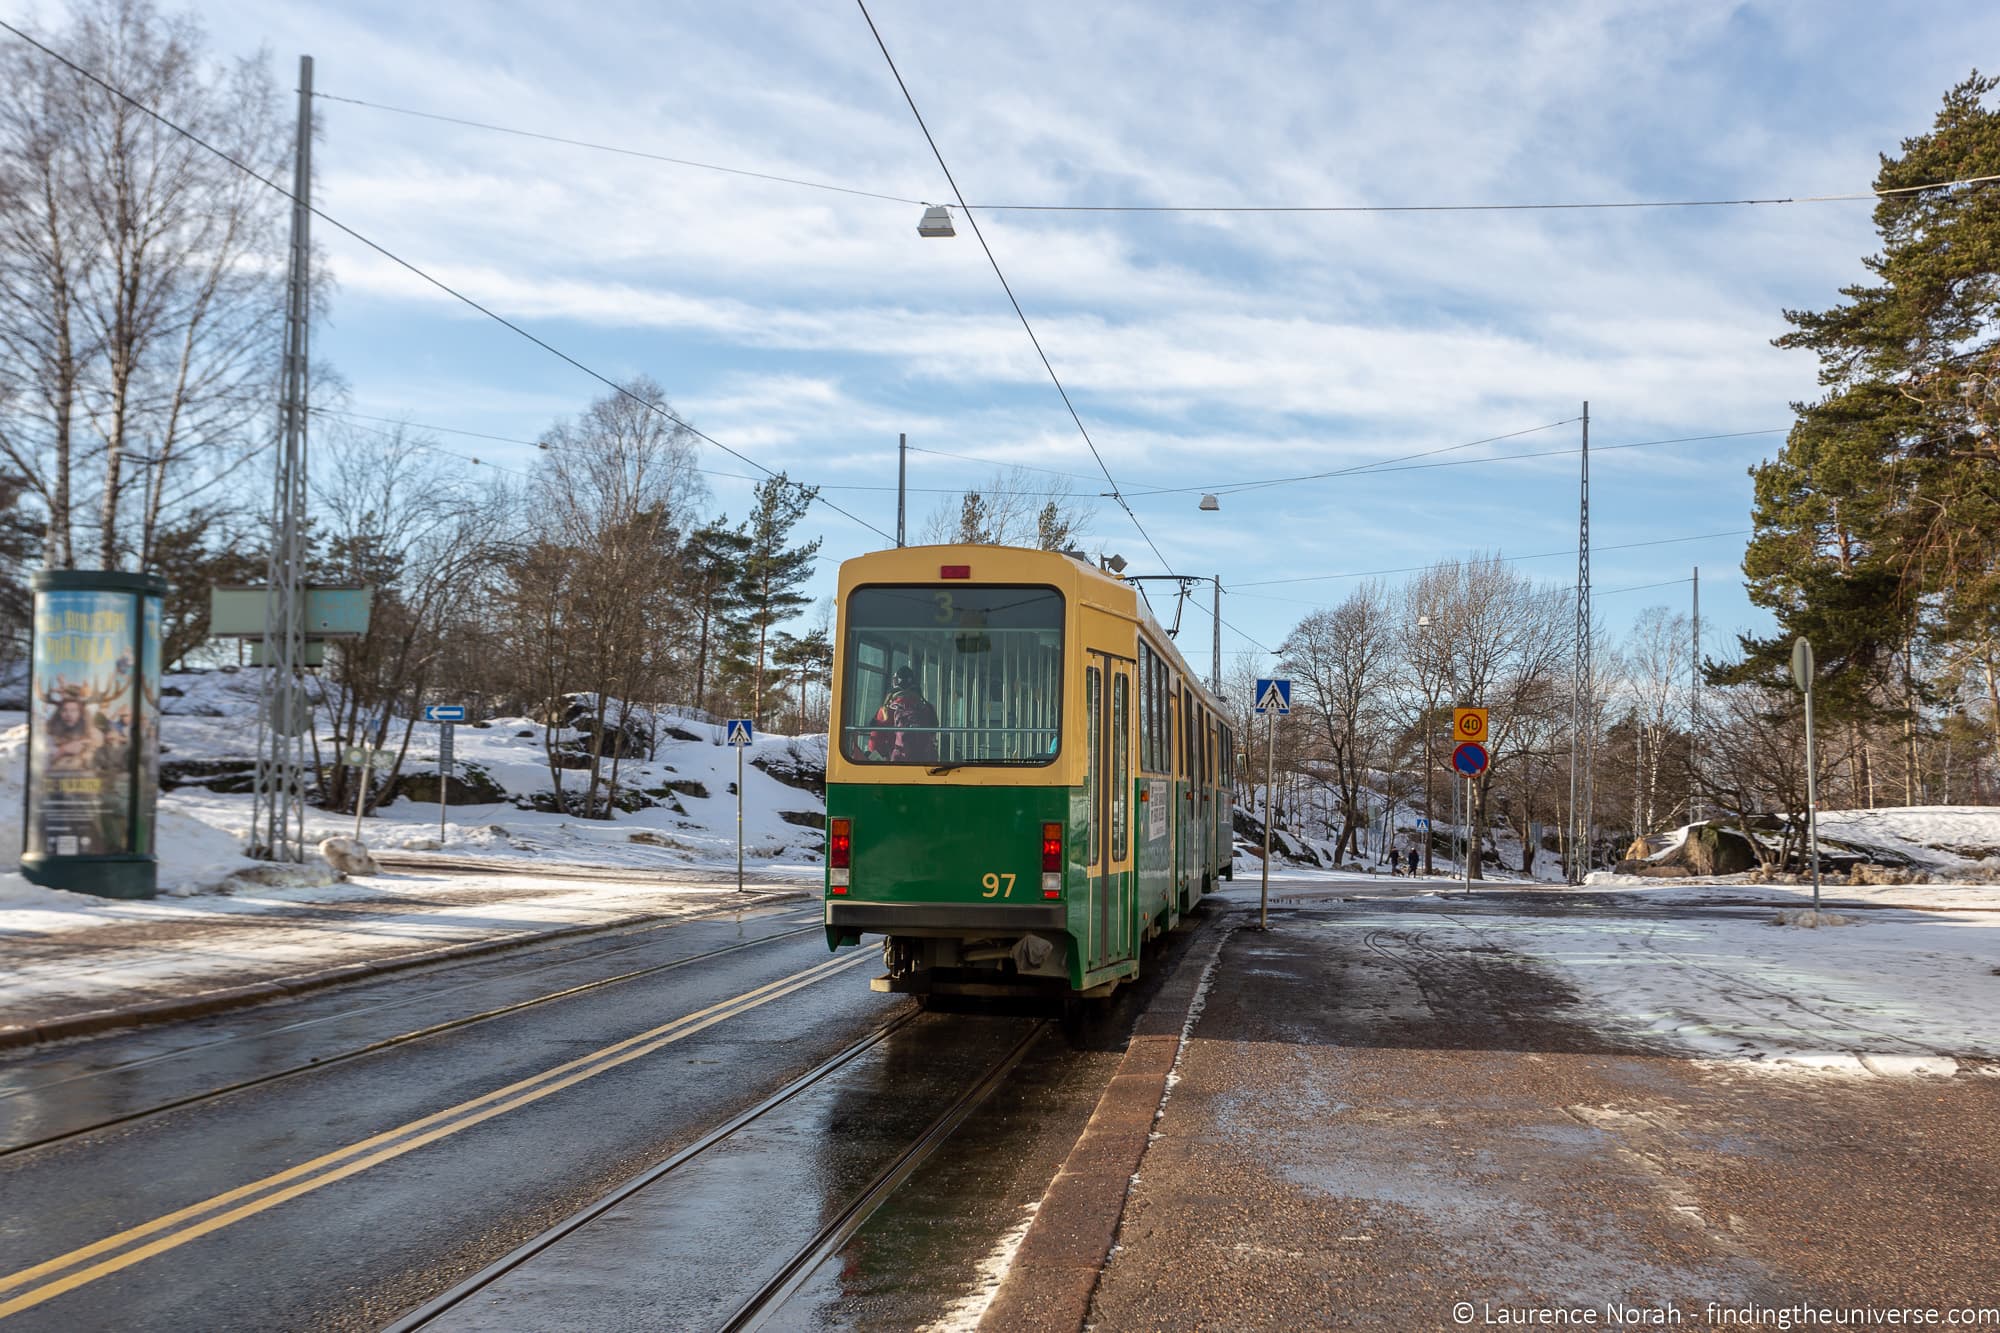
[726,719,754,747]
[1416,816,1431,832]
[1254,678,1291,715]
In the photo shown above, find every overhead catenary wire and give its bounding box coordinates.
[853,0,1173,575]
[316,408,1107,498]
[1231,528,1754,591]
[312,90,2000,217]
[311,91,930,207]
[0,18,898,547]
[1128,426,1783,500]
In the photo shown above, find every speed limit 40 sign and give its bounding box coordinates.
[1453,707,1488,744]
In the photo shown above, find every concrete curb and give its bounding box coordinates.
[0,889,809,1054]
[979,911,1233,1333]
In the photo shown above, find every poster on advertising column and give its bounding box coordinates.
[23,571,166,898]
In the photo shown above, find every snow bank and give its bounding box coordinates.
[3,670,829,903]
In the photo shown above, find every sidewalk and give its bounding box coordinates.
[0,860,813,1049]
[1079,893,2000,1328]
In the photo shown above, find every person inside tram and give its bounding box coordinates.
[869,665,939,762]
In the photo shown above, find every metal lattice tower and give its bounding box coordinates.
[1690,565,1701,823]
[1569,401,1593,882]
[250,55,314,862]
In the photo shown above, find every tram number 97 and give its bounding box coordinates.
[981,872,1017,899]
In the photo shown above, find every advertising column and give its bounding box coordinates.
[21,570,168,899]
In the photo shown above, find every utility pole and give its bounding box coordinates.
[1211,575,1222,695]
[896,433,907,548]
[251,55,314,863]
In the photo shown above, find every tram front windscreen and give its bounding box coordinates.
[839,585,1064,768]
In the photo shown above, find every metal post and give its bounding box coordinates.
[736,742,746,893]
[251,55,314,863]
[1211,575,1222,695]
[438,722,451,843]
[896,433,907,549]
[352,750,368,841]
[1803,682,1822,910]
[1260,706,1274,930]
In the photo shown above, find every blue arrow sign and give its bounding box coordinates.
[1253,677,1291,715]
[423,704,466,723]
[726,719,754,747]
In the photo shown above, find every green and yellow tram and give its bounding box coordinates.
[823,544,1234,998]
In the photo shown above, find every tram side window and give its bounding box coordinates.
[1086,668,1101,864]
[1138,643,1155,773]
[1139,641,1172,774]
[1112,674,1130,861]
[839,585,1064,766]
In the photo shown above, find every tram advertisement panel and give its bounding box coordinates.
[28,589,145,857]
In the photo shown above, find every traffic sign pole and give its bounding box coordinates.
[1792,637,1821,910]
[352,747,370,841]
[1464,775,1474,897]
[725,719,754,893]
[437,721,454,843]
[1261,705,1274,930]
[1253,678,1289,930]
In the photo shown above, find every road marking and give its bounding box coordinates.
[0,951,872,1320]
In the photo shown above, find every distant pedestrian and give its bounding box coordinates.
[1407,848,1420,876]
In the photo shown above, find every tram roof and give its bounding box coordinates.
[836,545,1229,718]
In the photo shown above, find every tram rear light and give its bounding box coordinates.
[1041,822,1062,873]
[830,818,851,869]
[940,565,971,579]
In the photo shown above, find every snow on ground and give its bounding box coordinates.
[1211,871,2000,1074]
[1474,902,2000,1073]
[0,668,828,923]
[0,866,816,1027]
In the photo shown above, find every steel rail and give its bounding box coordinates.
[721,1019,1049,1332]
[384,1008,926,1332]
[0,912,822,1159]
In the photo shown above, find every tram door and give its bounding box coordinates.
[1085,655,1133,971]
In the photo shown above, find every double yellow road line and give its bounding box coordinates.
[0,951,872,1320]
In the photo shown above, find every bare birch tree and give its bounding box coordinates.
[0,0,287,570]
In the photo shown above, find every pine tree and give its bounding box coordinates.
[1723,73,2000,749]
[736,475,821,726]
[682,518,751,715]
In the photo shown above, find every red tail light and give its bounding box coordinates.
[940,564,971,579]
[1042,822,1063,873]
[830,818,851,869]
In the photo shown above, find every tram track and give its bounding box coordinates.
[389,1014,1048,1333]
[0,906,823,1159]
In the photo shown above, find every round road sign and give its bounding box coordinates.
[1451,742,1489,776]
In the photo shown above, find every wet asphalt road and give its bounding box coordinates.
[0,889,1211,1333]
[0,900,920,1331]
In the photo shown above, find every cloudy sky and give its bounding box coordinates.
[53,0,2000,673]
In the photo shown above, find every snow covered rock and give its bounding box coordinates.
[318,836,379,875]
